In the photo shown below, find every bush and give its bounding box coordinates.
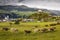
[14,20,20,24]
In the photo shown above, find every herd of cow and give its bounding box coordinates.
[24,22,60,34]
[0,22,60,34]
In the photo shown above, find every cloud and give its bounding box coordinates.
[21,0,60,10]
[0,0,24,5]
[18,0,24,2]
[0,0,60,10]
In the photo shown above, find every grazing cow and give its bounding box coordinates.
[2,27,9,31]
[24,30,31,34]
[10,28,18,32]
[35,26,38,28]
[45,25,48,27]
[33,28,40,33]
[32,26,38,29]
[57,22,60,25]
[50,24,57,26]
[41,28,48,33]
[49,27,56,32]
[32,26,40,33]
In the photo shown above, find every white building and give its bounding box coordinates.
[38,10,42,12]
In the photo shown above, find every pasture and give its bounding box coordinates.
[0,22,60,40]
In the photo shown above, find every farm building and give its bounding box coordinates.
[0,13,21,22]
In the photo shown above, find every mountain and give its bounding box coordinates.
[0,5,38,11]
[41,9,60,16]
[0,5,60,16]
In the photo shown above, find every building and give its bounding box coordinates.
[0,13,20,22]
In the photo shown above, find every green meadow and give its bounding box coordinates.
[0,22,60,40]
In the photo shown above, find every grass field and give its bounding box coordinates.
[0,22,60,40]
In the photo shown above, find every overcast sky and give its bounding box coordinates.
[0,0,60,10]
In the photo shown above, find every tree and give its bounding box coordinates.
[28,11,50,21]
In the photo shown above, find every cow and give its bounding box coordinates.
[57,22,60,25]
[10,28,18,32]
[50,24,57,26]
[45,25,48,27]
[49,27,56,32]
[41,28,48,33]
[24,30,31,34]
[2,27,9,31]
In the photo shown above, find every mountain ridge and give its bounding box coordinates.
[0,5,60,16]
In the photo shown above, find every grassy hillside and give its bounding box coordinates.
[0,22,60,40]
[11,11,36,16]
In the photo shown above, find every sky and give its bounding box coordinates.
[0,0,60,10]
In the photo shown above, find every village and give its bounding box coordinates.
[0,10,60,40]
[0,10,60,22]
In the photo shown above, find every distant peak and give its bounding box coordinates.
[20,5,28,7]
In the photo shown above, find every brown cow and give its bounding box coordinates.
[2,27,9,31]
[41,28,48,33]
[24,30,31,34]
[49,27,56,32]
